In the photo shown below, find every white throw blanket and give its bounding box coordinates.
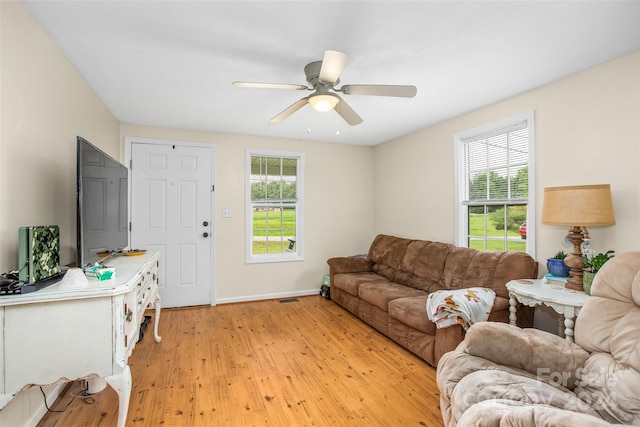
[426,287,496,330]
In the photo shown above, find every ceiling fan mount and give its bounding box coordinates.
[304,61,340,90]
[232,50,417,126]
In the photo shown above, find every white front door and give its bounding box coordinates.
[129,140,214,307]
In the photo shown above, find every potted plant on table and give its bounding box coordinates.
[582,249,615,295]
[547,250,570,277]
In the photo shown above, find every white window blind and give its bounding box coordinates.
[464,121,529,205]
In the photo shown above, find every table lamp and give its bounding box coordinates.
[541,184,615,291]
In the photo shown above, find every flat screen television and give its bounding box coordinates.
[76,136,129,268]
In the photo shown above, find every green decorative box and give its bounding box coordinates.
[18,225,60,283]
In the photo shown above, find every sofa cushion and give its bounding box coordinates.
[434,248,537,299]
[358,281,425,312]
[451,369,602,421]
[465,322,589,390]
[388,295,436,335]
[368,234,412,282]
[332,272,388,297]
[394,240,452,292]
[457,399,613,427]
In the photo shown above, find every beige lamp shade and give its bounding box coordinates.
[541,184,615,227]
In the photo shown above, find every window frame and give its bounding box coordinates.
[246,148,304,263]
[453,111,536,257]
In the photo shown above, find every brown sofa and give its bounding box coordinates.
[327,234,538,367]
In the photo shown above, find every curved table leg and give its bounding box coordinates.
[153,293,162,343]
[564,313,576,343]
[105,365,132,427]
[508,293,518,326]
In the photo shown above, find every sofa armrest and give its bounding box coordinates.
[464,322,590,390]
[327,257,373,275]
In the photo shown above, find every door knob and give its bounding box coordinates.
[203,232,209,238]
[203,221,209,227]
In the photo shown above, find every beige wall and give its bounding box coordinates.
[1,1,120,271]
[0,2,121,425]
[2,0,639,424]
[374,50,640,267]
[120,125,375,302]
[1,3,374,423]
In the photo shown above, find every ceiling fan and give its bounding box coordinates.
[232,50,417,126]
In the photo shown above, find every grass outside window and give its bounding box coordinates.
[468,213,526,252]
[252,208,296,254]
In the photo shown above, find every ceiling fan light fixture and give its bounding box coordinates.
[308,92,339,112]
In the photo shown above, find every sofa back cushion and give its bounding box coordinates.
[574,252,640,424]
[368,234,413,282]
[368,234,537,298]
[396,240,452,291]
[438,249,538,299]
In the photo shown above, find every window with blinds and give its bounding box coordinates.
[455,113,534,254]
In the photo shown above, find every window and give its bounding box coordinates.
[454,112,535,256]
[246,149,304,263]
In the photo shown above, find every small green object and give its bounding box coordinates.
[552,250,567,260]
[583,250,614,273]
[97,270,113,280]
[583,271,596,295]
[85,265,115,280]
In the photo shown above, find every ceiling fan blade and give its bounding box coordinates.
[270,97,309,123]
[334,95,363,126]
[319,50,349,83]
[340,84,417,98]
[233,81,309,90]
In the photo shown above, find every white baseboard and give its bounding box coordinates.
[215,288,320,305]
[25,383,67,427]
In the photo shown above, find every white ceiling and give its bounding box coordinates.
[23,1,640,146]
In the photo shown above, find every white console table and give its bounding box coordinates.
[506,279,589,343]
[0,251,161,427]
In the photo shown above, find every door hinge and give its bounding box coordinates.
[129,222,132,231]
[211,185,215,192]
[129,159,132,169]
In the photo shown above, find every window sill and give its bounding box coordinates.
[246,254,305,264]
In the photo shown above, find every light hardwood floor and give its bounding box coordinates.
[38,296,444,426]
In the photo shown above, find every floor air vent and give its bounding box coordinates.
[279,298,299,303]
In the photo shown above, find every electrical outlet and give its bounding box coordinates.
[222,208,232,218]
